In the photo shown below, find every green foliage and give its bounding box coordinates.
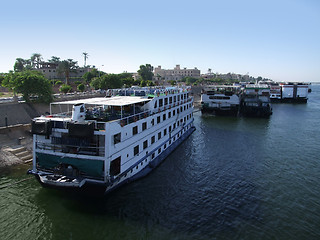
[146,80,155,86]
[168,80,176,86]
[140,80,147,87]
[77,83,85,92]
[57,59,78,84]
[100,74,122,89]
[138,64,154,81]
[55,80,63,85]
[82,68,105,84]
[90,77,101,90]
[74,81,83,85]
[181,77,198,85]
[0,74,5,85]
[59,84,72,93]
[2,70,53,103]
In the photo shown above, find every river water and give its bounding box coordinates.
[1,85,320,240]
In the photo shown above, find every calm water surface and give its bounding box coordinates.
[1,85,320,240]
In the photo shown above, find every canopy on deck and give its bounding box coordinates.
[52,96,151,107]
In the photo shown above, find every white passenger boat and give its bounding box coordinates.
[240,84,272,117]
[279,82,308,103]
[200,85,240,116]
[28,87,195,194]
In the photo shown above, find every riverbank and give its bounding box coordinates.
[0,124,33,168]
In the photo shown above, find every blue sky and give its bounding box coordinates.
[1,0,319,82]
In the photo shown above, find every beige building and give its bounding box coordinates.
[37,62,91,80]
[154,65,201,81]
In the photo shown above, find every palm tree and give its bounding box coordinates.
[31,53,42,69]
[57,59,78,85]
[82,52,89,67]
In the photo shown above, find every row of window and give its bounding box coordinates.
[133,116,192,157]
[154,93,189,108]
[113,104,192,145]
[110,124,193,177]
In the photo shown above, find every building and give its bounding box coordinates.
[154,65,201,82]
[37,62,91,80]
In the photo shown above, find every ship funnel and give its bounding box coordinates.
[72,103,85,122]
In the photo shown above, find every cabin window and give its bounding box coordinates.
[159,99,163,107]
[164,144,166,149]
[113,133,121,144]
[178,95,180,101]
[169,126,172,132]
[132,126,138,135]
[169,97,172,104]
[174,96,176,102]
[177,108,179,114]
[157,116,160,124]
[151,118,154,126]
[151,135,155,144]
[134,145,139,156]
[164,98,168,105]
[163,114,166,121]
[173,110,176,116]
[110,156,121,176]
[173,123,176,129]
[164,128,167,136]
[154,100,157,109]
[158,131,161,140]
[158,148,161,154]
[168,111,171,118]
[152,153,155,159]
[142,122,147,131]
[143,140,148,149]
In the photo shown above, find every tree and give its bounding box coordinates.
[59,84,72,93]
[82,52,89,67]
[82,68,102,83]
[77,83,85,92]
[2,70,53,103]
[138,64,154,81]
[100,74,122,89]
[146,80,154,86]
[13,58,32,72]
[48,56,61,64]
[90,77,101,90]
[140,80,147,87]
[57,59,78,84]
[30,53,42,69]
[168,80,176,86]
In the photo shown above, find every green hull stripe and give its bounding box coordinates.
[36,152,104,178]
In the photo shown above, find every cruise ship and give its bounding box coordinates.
[200,85,241,116]
[240,84,272,117]
[27,87,195,194]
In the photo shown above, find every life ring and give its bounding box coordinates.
[120,120,125,127]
